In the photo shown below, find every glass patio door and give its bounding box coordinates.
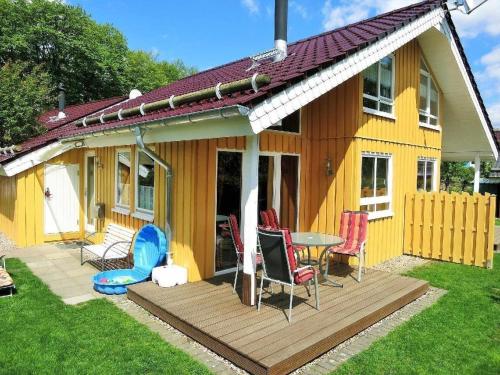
[215,151,242,274]
[258,154,299,231]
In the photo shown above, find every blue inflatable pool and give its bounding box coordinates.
[93,224,168,295]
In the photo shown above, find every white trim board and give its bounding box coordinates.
[0,142,75,177]
[439,19,498,160]
[248,8,445,133]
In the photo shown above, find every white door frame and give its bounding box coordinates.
[213,148,301,277]
[84,151,96,233]
[214,148,244,276]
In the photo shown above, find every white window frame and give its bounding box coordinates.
[419,59,440,130]
[363,54,395,119]
[267,108,302,135]
[360,152,393,220]
[114,148,131,214]
[134,148,155,220]
[417,157,437,192]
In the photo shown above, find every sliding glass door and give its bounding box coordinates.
[214,150,300,275]
[215,151,242,273]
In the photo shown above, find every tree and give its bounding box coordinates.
[0,0,195,103]
[0,0,129,103]
[122,51,196,94]
[440,161,475,192]
[481,161,492,178]
[0,0,196,145]
[0,61,51,146]
[441,162,461,192]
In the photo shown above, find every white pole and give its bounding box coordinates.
[241,134,259,305]
[474,153,481,193]
[272,155,281,217]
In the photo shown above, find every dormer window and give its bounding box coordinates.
[419,59,439,129]
[363,55,394,116]
[268,110,301,133]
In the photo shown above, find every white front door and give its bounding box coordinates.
[44,164,80,235]
[84,153,96,232]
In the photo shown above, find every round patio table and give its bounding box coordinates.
[291,232,344,287]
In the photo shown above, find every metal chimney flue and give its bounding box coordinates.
[57,83,66,119]
[274,0,288,62]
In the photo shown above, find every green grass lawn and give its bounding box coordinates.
[0,258,211,375]
[495,218,500,226]
[334,254,500,375]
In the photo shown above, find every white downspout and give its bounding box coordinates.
[134,127,173,245]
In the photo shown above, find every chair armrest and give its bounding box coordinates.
[102,241,132,258]
[294,265,314,274]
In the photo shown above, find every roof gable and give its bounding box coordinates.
[61,0,443,139]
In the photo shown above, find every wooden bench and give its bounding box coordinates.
[80,224,136,271]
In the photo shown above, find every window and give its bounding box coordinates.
[419,59,439,128]
[268,110,301,133]
[363,55,394,115]
[417,158,436,192]
[115,150,131,208]
[135,150,155,213]
[360,153,392,218]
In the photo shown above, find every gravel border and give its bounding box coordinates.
[371,254,431,274]
[0,232,15,256]
[290,286,447,374]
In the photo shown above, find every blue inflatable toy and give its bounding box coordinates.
[93,224,168,295]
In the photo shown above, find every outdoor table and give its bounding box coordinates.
[291,231,344,287]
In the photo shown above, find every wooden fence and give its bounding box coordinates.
[403,192,495,268]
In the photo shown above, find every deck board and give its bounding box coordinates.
[128,267,428,375]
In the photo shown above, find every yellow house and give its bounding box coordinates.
[0,1,497,295]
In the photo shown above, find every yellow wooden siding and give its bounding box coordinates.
[294,41,443,267]
[404,192,495,268]
[356,40,442,149]
[0,175,17,243]
[0,41,448,277]
[0,149,86,247]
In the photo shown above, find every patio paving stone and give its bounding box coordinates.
[62,294,96,305]
[25,260,53,269]
[45,252,73,260]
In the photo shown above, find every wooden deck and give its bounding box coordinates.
[128,267,428,375]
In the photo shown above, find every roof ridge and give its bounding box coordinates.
[287,0,442,47]
[57,95,127,111]
[138,0,441,98]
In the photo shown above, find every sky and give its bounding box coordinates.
[66,0,500,127]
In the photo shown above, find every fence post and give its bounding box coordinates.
[486,194,496,269]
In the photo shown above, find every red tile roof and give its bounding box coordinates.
[38,96,126,130]
[62,0,443,138]
[3,0,498,165]
[0,96,126,163]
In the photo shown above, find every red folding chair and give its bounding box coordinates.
[228,214,262,293]
[260,210,271,228]
[323,210,368,282]
[266,208,280,229]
